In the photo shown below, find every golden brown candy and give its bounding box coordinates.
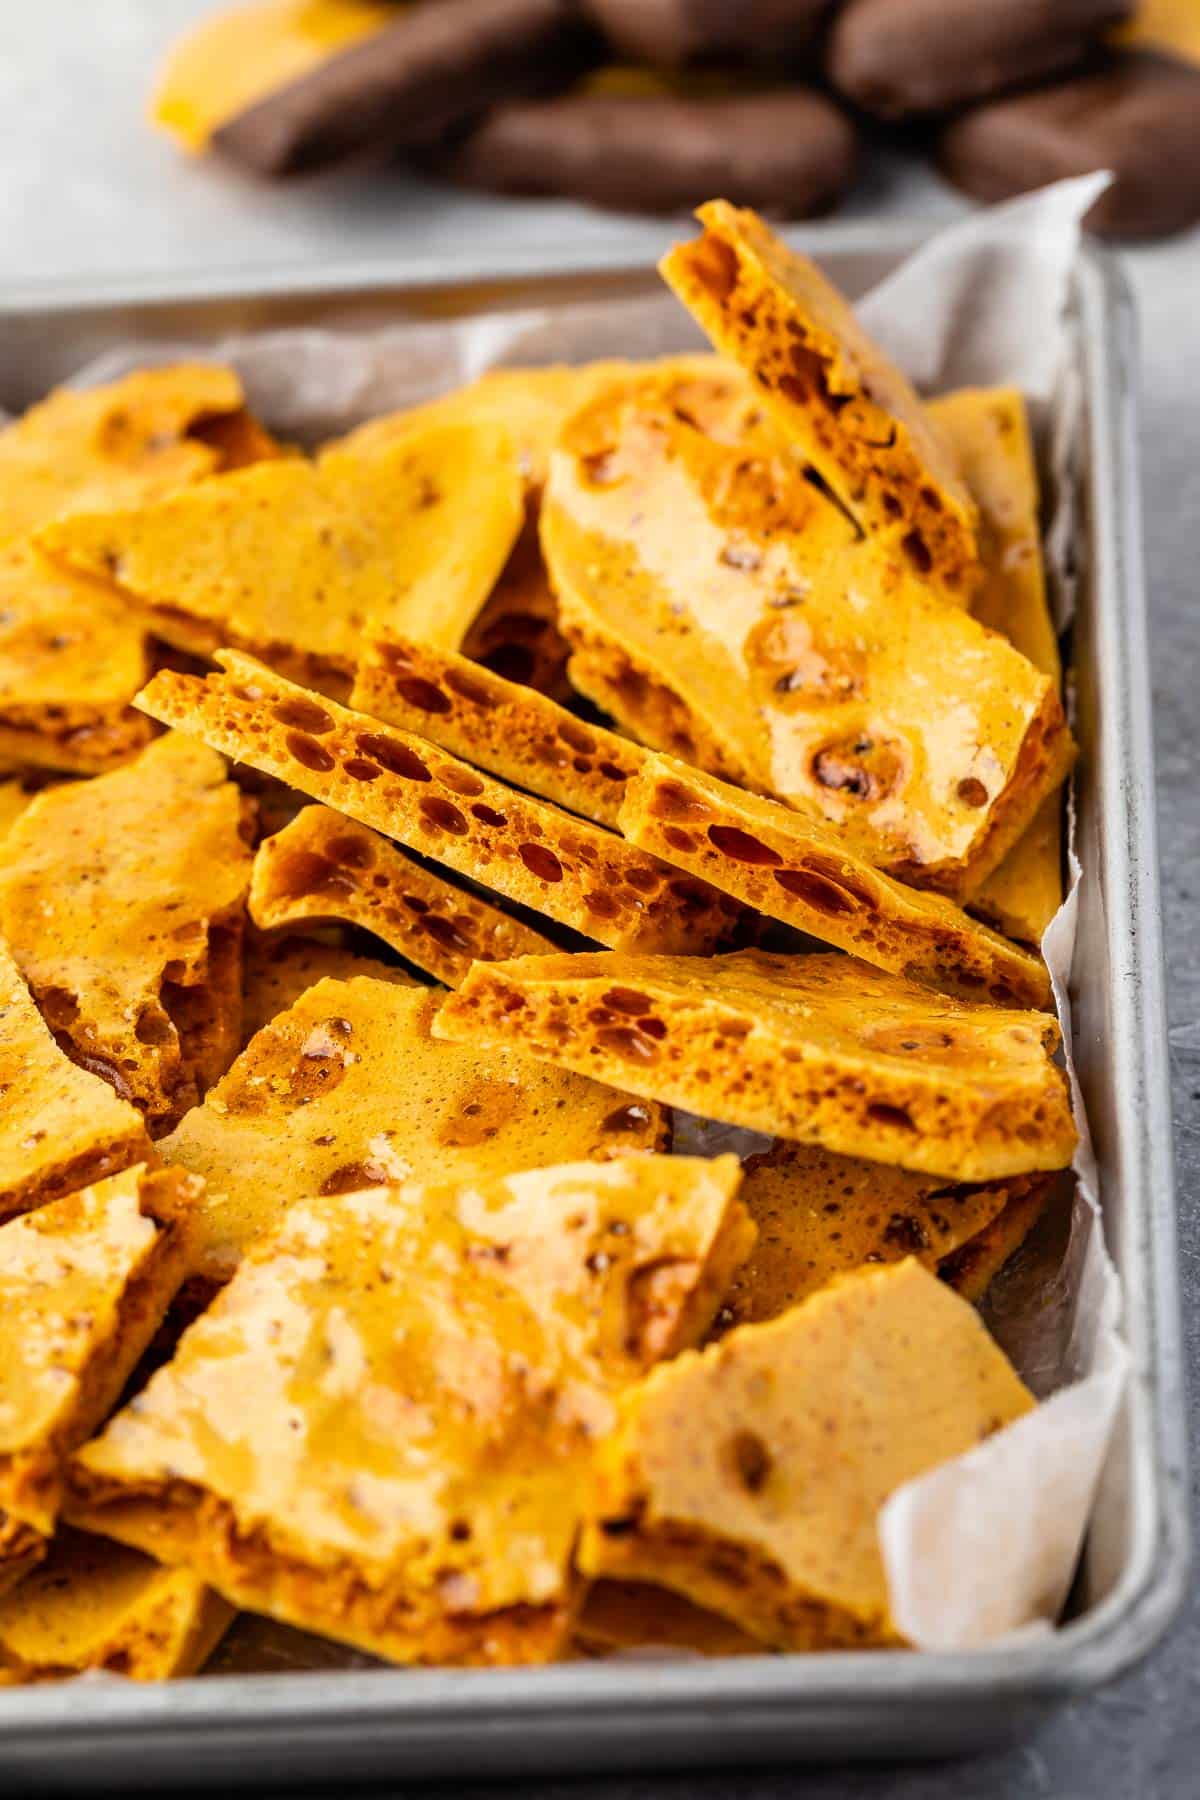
[70,1154,752,1666]
[0,942,152,1228]
[136,652,746,955]
[0,735,252,1133]
[40,426,524,700]
[660,202,980,599]
[240,931,415,1045]
[929,388,1064,946]
[0,1528,231,1681]
[250,806,556,985]
[435,948,1078,1182]
[0,1166,197,1587]
[619,753,1052,1009]
[544,374,1072,896]
[578,1259,1035,1648]
[162,977,670,1284]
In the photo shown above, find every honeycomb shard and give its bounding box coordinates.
[434,948,1077,1182]
[250,806,556,986]
[162,977,670,1284]
[0,734,252,1133]
[578,1259,1035,1648]
[69,1155,752,1666]
[135,652,745,955]
[929,387,1065,946]
[241,931,416,1045]
[721,1139,1054,1328]
[660,201,981,598]
[0,1528,231,1681]
[352,632,648,830]
[543,374,1072,895]
[618,753,1052,1009]
[0,1165,198,1588]
[40,425,524,699]
[0,941,151,1227]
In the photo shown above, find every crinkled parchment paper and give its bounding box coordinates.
[75,175,1125,1659]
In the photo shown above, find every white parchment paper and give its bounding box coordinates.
[74,176,1125,1656]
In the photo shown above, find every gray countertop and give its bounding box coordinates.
[2,5,1197,1795]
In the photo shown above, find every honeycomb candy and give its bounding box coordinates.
[939,1175,1056,1304]
[619,753,1052,1010]
[39,425,524,700]
[544,376,1072,896]
[69,1155,752,1666]
[152,0,394,152]
[352,633,648,831]
[0,941,152,1227]
[0,364,256,547]
[251,806,554,985]
[241,931,415,1043]
[929,388,1064,945]
[136,652,745,956]
[0,1528,231,1681]
[0,542,154,775]
[719,1140,1055,1328]
[162,977,670,1284]
[0,1165,198,1589]
[578,1259,1035,1649]
[0,778,45,847]
[660,202,981,599]
[575,1580,761,1659]
[0,734,252,1133]
[434,948,1078,1182]
[459,504,572,697]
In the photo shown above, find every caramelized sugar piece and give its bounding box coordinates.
[0,364,254,547]
[0,1165,197,1590]
[40,425,523,700]
[938,1175,1055,1303]
[0,1528,231,1681]
[153,0,395,151]
[661,202,980,599]
[0,942,151,1228]
[136,652,745,955]
[162,977,669,1284]
[544,376,1072,896]
[435,948,1077,1182]
[0,543,153,774]
[241,931,415,1044]
[460,504,572,697]
[929,388,1064,946]
[0,735,251,1134]
[579,1259,1034,1648]
[70,1155,752,1666]
[574,1579,761,1658]
[352,633,648,830]
[619,753,1051,1009]
[718,1140,1054,1329]
[251,806,555,986]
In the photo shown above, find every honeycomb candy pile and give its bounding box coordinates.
[0,205,1079,1681]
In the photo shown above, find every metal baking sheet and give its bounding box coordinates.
[0,235,1187,1788]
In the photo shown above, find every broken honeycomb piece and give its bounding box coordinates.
[250,806,557,985]
[719,1139,1054,1328]
[0,1528,231,1681]
[574,1580,761,1659]
[460,503,572,697]
[69,1154,752,1666]
[241,931,415,1044]
[352,633,648,830]
[434,948,1077,1182]
[578,1259,1034,1648]
[544,374,1072,897]
[0,1164,197,1589]
[135,652,745,956]
[39,425,524,701]
[660,202,980,599]
[162,977,670,1284]
[0,940,152,1227]
[619,752,1052,1009]
[929,387,1065,946]
[0,734,251,1134]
